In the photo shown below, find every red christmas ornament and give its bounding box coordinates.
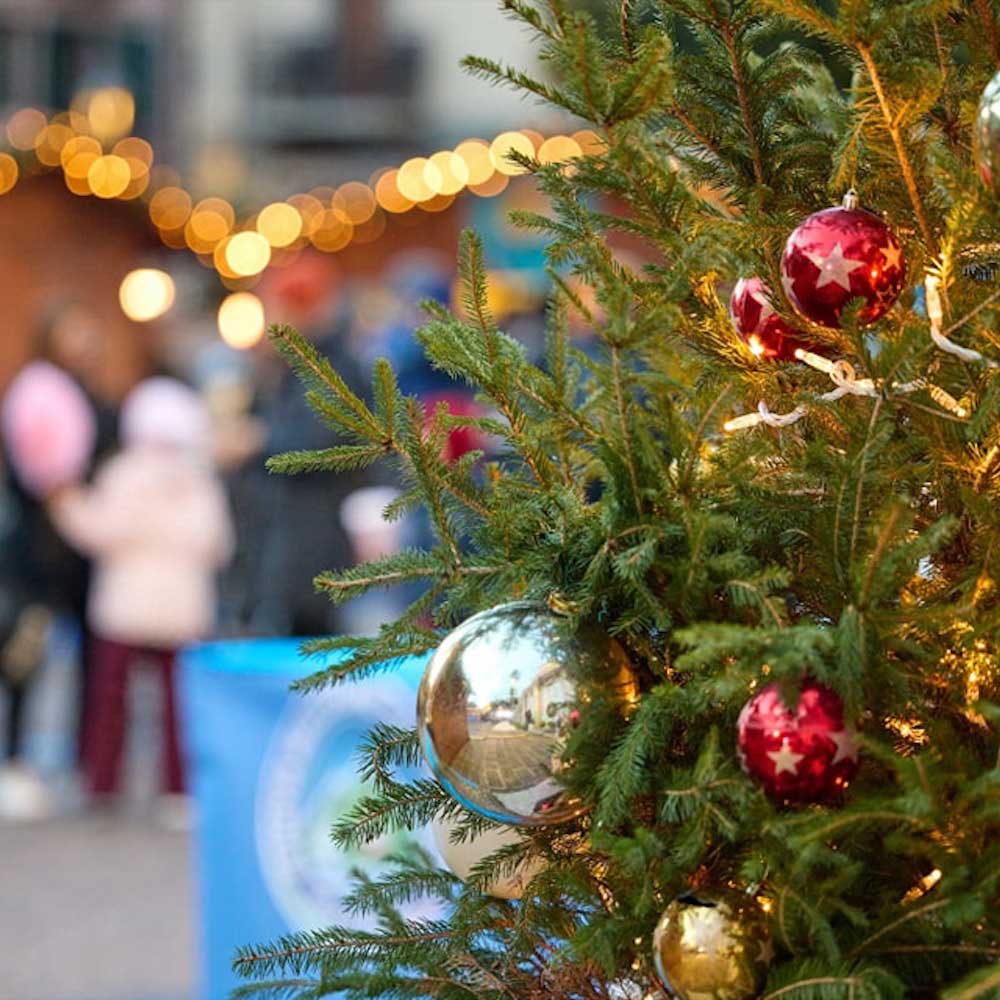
[737,678,859,803]
[780,195,905,329]
[729,277,806,361]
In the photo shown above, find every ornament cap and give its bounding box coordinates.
[842,188,858,209]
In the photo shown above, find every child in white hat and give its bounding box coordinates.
[51,377,234,801]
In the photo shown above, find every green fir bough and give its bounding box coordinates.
[236,1,1000,997]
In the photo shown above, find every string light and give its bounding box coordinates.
[490,131,534,175]
[397,157,438,202]
[119,268,176,322]
[225,231,271,277]
[373,169,414,214]
[724,334,971,434]
[88,154,131,198]
[6,108,46,151]
[256,202,302,247]
[218,292,265,349]
[454,139,494,185]
[0,96,614,324]
[0,153,18,195]
[332,181,377,225]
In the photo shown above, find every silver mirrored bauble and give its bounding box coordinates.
[417,601,638,826]
[976,70,1000,192]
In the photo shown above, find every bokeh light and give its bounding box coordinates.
[454,139,494,185]
[419,192,456,214]
[489,131,534,175]
[213,236,239,280]
[538,135,583,165]
[332,181,377,225]
[397,157,439,202]
[310,211,353,252]
[374,169,414,214]
[188,197,234,249]
[256,202,303,247]
[59,135,101,170]
[119,157,151,200]
[34,123,74,167]
[0,154,18,195]
[80,87,135,142]
[158,226,189,250]
[426,151,469,195]
[52,109,91,135]
[119,268,176,322]
[6,108,46,151]
[520,128,545,154]
[64,150,101,196]
[149,186,193,229]
[218,292,266,349]
[288,193,325,238]
[112,135,153,201]
[88,154,131,198]
[572,129,607,156]
[225,231,272,276]
[469,172,510,197]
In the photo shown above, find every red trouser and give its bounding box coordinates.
[82,636,184,797]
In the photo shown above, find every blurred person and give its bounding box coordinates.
[0,303,114,820]
[251,254,369,637]
[50,378,233,804]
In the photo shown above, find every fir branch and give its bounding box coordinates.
[720,18,766,187]
[354,723,422,791]
[941,964,1000,1000]
[331,778,455,850]
[265,444,388,476]
[855,42,935,250]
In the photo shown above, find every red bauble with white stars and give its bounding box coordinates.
[737,678,860,803]
[780,203,905,329]
[729,277,807,361]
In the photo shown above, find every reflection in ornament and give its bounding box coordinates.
[417,602,638,826]
[975,70,1000,192]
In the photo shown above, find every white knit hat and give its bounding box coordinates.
[120,377,211,455]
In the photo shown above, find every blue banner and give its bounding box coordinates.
[179,640,433,1000]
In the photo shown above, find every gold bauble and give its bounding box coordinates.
[652,889,772,1000]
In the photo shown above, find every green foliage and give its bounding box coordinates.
[238,0,1000,996]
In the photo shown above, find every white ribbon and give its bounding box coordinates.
[723,400,808,432]
[794,350,878,400]
[925,273,998,367]
[795,347,967,418]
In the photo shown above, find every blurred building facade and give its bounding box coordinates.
[0,0,540,197]
[0,0,546,387]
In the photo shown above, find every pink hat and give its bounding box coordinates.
[121,377,210,454]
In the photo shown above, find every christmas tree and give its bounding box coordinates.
[234,1,1000,997]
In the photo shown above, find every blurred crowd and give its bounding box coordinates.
[0,248,552,826]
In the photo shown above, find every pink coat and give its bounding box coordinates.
[52,446,234,648]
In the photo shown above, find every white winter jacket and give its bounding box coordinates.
[52,445,234,648]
